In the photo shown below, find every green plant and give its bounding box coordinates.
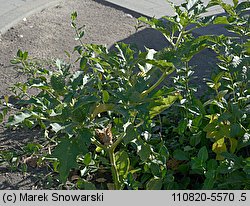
[1,0,249,189]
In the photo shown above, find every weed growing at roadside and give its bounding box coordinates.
[0,0,249,189]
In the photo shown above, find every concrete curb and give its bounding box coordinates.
[0,0,62,35]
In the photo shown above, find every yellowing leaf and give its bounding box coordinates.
[115,151,130,179]
[149,94,180,119]
[212,138,227,160]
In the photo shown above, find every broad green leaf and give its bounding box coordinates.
[138,49,156,74]
[204,120,230,140]
[197,146,208,162]
[123,124,138,145]
[7,112,31,126]
[230,123,243,138]
[150,162,161,177]
[149,94,180,119]
[52,129,91,183]
[17,49,23,58]
[145,59,174,73]
[76,128,92,154]
[50,73,66,95]
[146,177,162,190]
[52,137,80,183]
[137,141,151,162]
[173,149,189,161]
[115,150,130,179]
[24,142,43,154]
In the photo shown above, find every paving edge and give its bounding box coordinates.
[94,0,150,19]
[0,0,62,35]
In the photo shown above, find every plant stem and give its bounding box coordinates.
[108,148,120,190]
[91,138,107,152]
[92,135,125,189]
[174,27,186,49]
[141,68,174,97]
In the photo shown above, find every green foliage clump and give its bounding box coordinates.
[0,0,249,189]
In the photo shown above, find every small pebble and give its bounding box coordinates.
[125,14,133,18]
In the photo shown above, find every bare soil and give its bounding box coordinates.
[0,0,217,189]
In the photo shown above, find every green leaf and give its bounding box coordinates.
[17,49,23,58]
[213,16,229,24]
[0,113,3,123]
[150,162,161,177]
[123,124,138,145]
[52,129,91,183]
[145,59,174,72]
[71,11,77,21]
[76,179,96,190]
[115,150,130,179]
[52,137,79,183]
[203,177,215,189]
[50,123,64,133]
[230,123,243,138]
[149,94,180,119]
[197,146,208,162]
[102,90,110,103]
[236,1,250,13]
[207,159,218,170]
[146,177,162,190]
[50,73,66,95]
[80,57,87,70]
[84,153,92,166]
[173,149,189,161]
[177,118,188,134]
[190,132,202,146]
[91,104,115,120]
[229,138,238,154]
[138,49,157,74]
[76,128,92,154]
[137,141,151,162]
[7,112,31,126]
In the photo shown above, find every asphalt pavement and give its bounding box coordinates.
[0,0,239,35]
[0,0,60,34]
[105,0,234,18]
